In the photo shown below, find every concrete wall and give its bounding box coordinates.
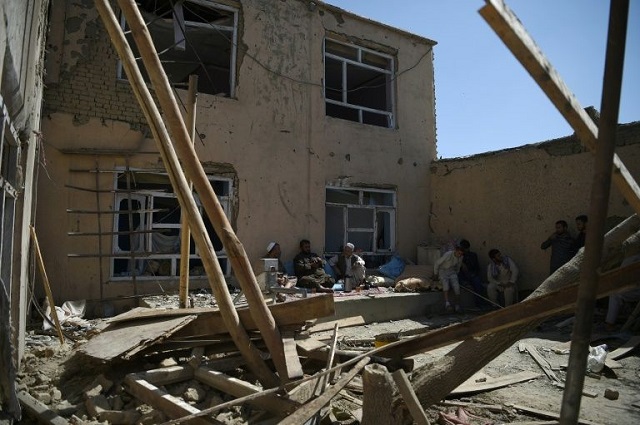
[429,121,640,293]
[38,0,437,309]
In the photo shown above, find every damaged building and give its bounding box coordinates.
[2,0,640,423]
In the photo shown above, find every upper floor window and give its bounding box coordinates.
[120,0,238,97]
[325,187,396,259]
[111,170,233,280]
[324,39,395,128]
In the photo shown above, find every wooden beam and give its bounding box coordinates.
[138,365,194,386]
[124,374,214,425]
[30,226,64,344]
[194,366,300,417]
[522,344,561,383]
[179,74,198,309]
[508,404,604,425]
[608,335,640,360]
[115,0,290,382]
[377,261,640,359]
[278,357,371,425]
[95,0,277,387]
[18,391,69,425]
[392,369,430,425]
[479,0,640,215]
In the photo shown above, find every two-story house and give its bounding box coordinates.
[38,0,437,313]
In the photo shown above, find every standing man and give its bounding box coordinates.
[574,215,588,254]
[293,239,334,293]
[434,245,464,312]
[329,243,366,289]
[457,239,485,307]
[541,220,574,275]
[487,249,519,307]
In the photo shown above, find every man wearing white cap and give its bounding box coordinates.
[329,243,366,290]
[264,242,296,288]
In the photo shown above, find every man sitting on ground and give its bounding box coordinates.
[293,239,334,293]
[264,241,296,288]
[487,249,519,307]
[329,243,366,291]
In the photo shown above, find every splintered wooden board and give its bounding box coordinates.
[450,371,541,395]
[81,315,197,361]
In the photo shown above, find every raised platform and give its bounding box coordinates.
[313,288,478,327]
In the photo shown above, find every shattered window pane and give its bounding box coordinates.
[121,0,237,97]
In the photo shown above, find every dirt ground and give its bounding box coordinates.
[14,301,640,424]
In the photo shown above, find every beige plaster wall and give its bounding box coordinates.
[38,0,437,306]
[429,122,640,293]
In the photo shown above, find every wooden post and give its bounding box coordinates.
[29,226,64,345]
[179,75,198,309]
[94,0,278,388]
[561,1,629,422]
[361,364,398,425]
[115,0,292,381]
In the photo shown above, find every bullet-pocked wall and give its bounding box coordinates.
[38,0,437,308]
[430,120,640,293]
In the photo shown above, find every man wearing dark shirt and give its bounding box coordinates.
[541,220,574,275]
[458,239,484,307]
[574,215,588,255]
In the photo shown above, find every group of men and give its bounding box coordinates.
[433,240,518,312]
[433,215,588,313]
[262,239,366,294]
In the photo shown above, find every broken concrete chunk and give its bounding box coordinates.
[159,357,178,368]
[85,393,111,417]
[183,381,207,403]
[34,391,52,404]
[604,388,620,400]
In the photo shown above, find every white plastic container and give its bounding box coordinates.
[587,344,608,373]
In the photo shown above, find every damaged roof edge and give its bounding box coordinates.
[316,0,438,46]
[434,119,640,163]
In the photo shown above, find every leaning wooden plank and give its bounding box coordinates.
[278,357,371,425]
[450,371,541,395]
[124,374,214,425]
[194,366,300,416]
[378,261,640,359]
[18,391,69,425]
[80,316,197,361]
[175,295,335,338]
[392,369,430,425]
[479,0,640,215]
[96,0,278,388]
[508,404,603,425]
[281,331,304,379]
[608,335,640,360]
[115,0,289,383]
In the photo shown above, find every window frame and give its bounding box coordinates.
[110,170,233,280]
[117,0,239,98]
[324,186,396,257]
[323,38,396,128]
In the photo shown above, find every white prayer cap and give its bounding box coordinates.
[266,241,278,253]
[345,243,355,250]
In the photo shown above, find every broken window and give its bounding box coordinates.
[324,39,395,128]
[325,187,395,260]
[111,171,233,280]
[0,96,19,294]
[120,0,238,97]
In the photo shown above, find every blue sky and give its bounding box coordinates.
[324,0,640,158]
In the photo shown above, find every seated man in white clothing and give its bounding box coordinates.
[329,243,366,291]
[487,248,519,307]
